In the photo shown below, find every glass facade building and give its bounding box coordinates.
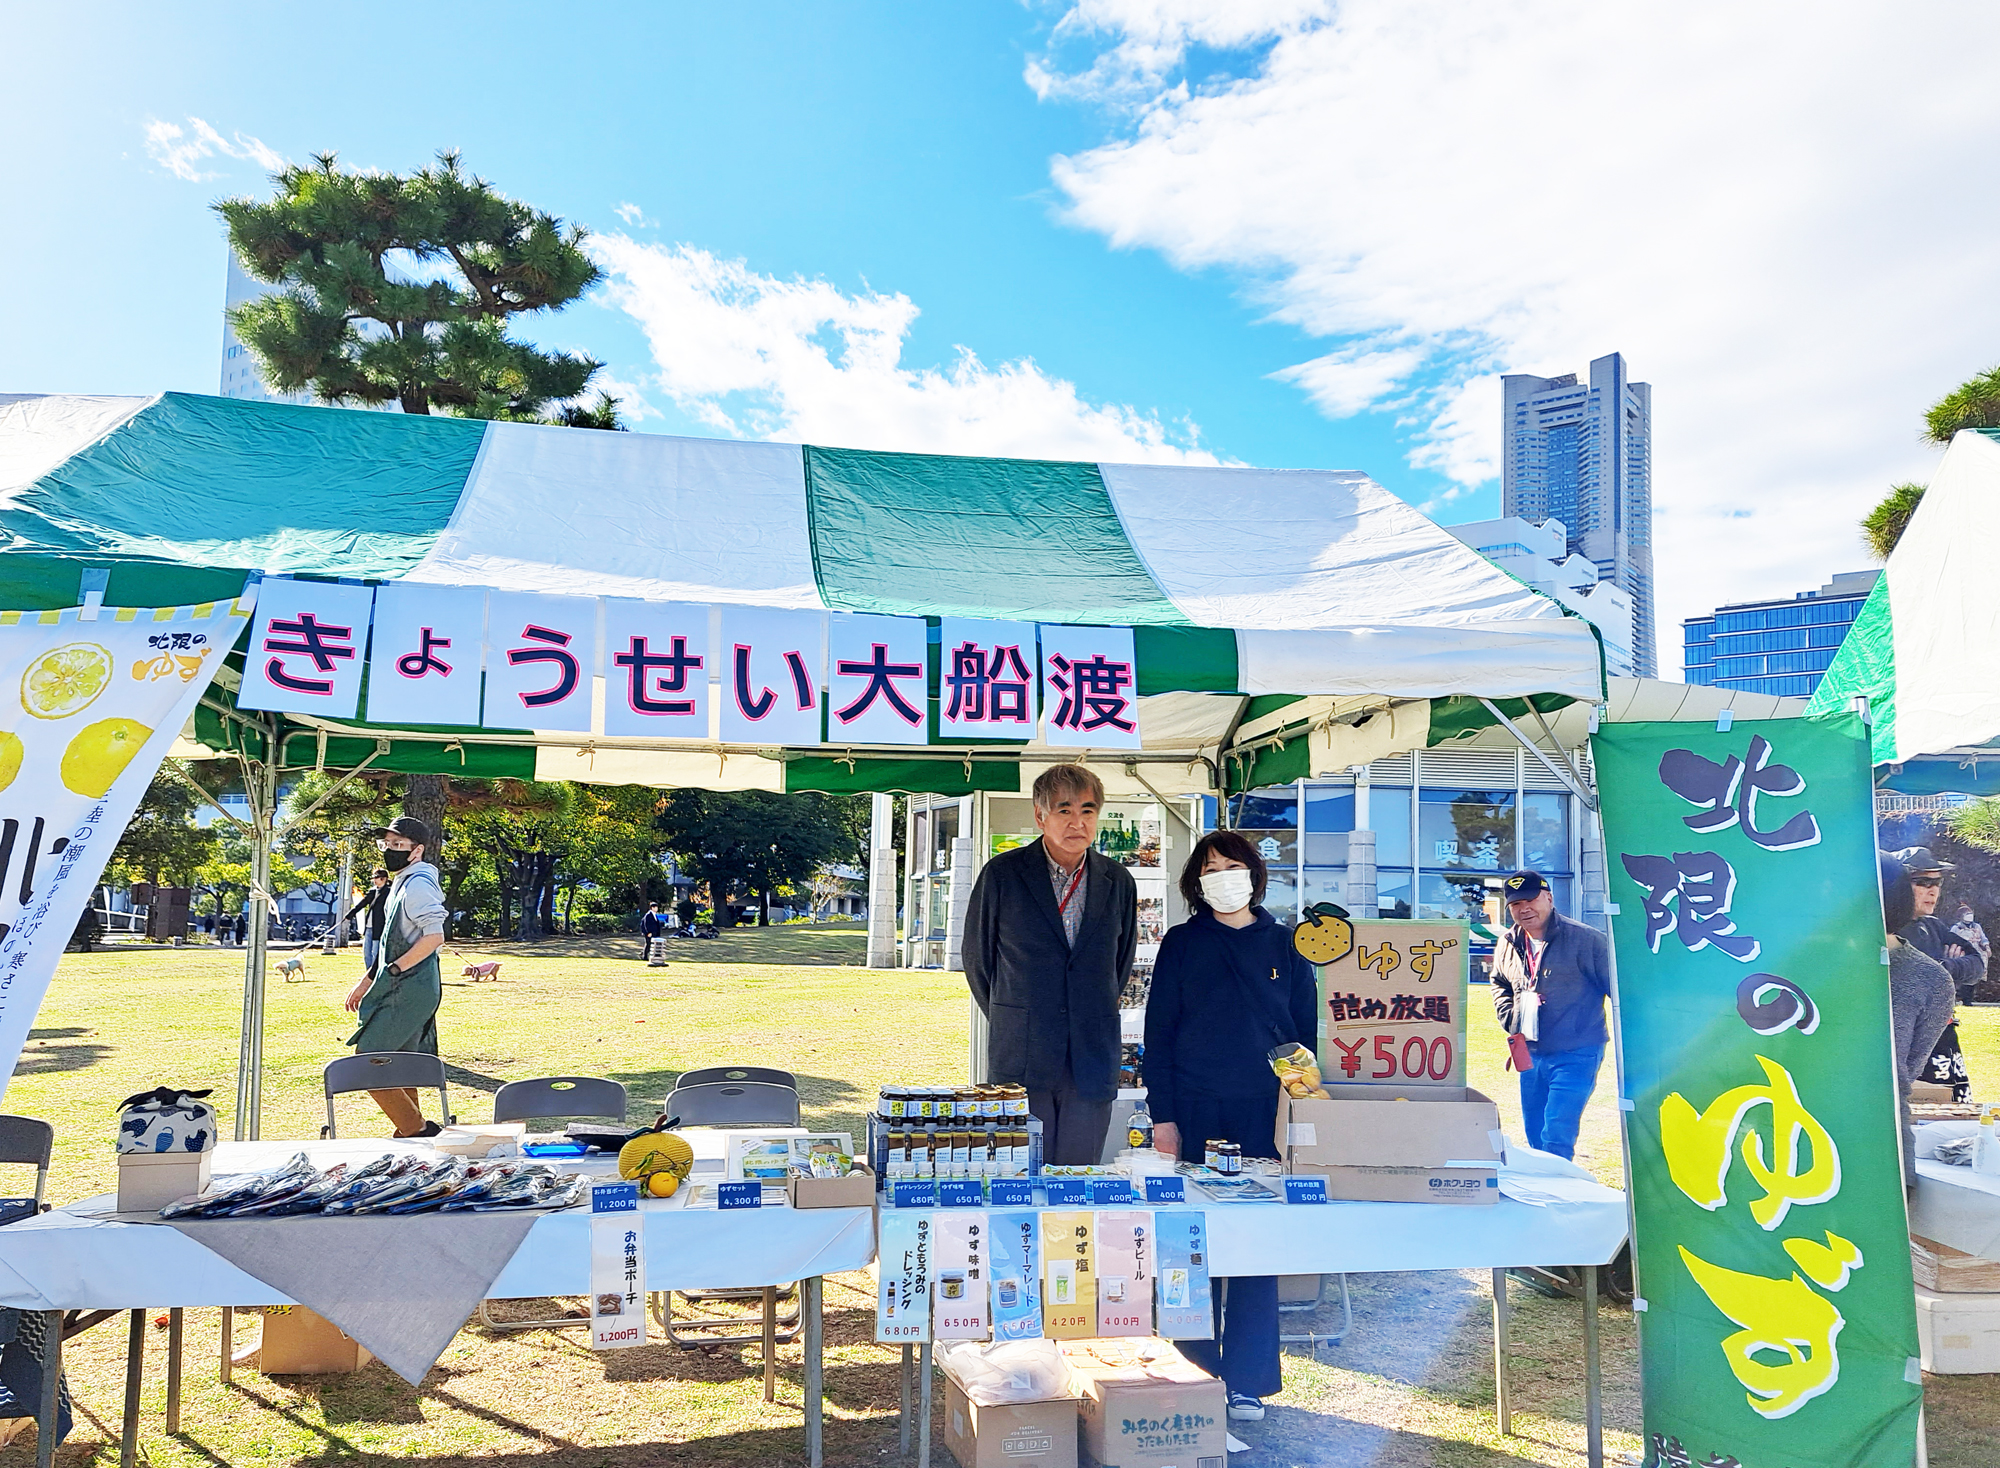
[1682,570,1879,698]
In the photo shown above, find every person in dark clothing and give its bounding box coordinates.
[964,764,1138,1165]
[1488,870,1612,1160]
[1882,853,1955,1179]
[1892,847,1980,1100]
[639,903,671,965]
[1145,829,1318,1422]
[343,868,391,971]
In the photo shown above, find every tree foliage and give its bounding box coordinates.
[654,791,862,926]
[1861,481,1927,561]
[217,151,602,419]
[106,763,218,888]
[1925,365,2000,446]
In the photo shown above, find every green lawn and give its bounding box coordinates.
[0,936,1992,1465]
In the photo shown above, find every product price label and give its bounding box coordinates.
[717,1181,761,1210]
[989,1178,1035,1208]
[938,1180,984,1208]
[893,1180,939,1209]
[1283,1177,1329,1205]
[1043,1179,1087,1206]
[591,1182,639,1213]
[877,1210,932,1343]
[1142,1175,1186,1204]
[1088,1179,1134,1206]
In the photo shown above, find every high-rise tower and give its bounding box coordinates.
[1501,353,1655,676]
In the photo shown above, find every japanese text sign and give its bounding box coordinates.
[1093,1211,1153,1337]
[364,583,486,727]
[0,595,253,1098]
[1594,718,1918,1468]
[237,579,373,719]
[588,1205,646,1351]
[1040,1210,1096,1339]
[720,606,823,746]
[483,591,597,733]
[603,599,710,739]
[1038,623,1141,750]
[876,1208,933,1342]
[932,1211,991,1340]
[827,613,929,746]
[1316,919,1468,1090]
[938,618,1038,740]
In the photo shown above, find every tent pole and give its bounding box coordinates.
[1476,698,1597,810]
[234,721,278,1141]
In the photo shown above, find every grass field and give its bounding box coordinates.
[0,929,1993,1466]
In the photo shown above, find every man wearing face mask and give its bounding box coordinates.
[343,815,449,1138]
[965,764,1138,1164]
[1143,829,1318,1422]
[1488,870,1611,1161]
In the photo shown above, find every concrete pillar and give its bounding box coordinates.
[1580,806,1609,932]
[944,835,975,971]
[1345,828,1378,918]
[866,792,899,969]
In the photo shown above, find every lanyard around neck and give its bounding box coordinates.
[1056,859,1086,916]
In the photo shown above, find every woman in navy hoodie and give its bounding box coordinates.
[1145,829,1320,1421]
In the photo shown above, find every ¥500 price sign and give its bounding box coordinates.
[1315,919,1469,1089]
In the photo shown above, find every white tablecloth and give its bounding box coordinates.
[0,1139,877,1312]
[1200,1193,1626,1276]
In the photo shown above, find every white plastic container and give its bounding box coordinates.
[1914,1285,2000,1374]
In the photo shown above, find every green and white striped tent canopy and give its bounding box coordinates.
[1,392,1603,795]
[1809,428,2000,787]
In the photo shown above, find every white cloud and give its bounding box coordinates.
[143,117,283,183]
[1034,1,2000,649]
[613,202,655,228]
[591,235,1221,463]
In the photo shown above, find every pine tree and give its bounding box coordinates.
[217,150,602,419]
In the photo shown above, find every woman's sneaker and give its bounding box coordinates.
[1227,1392,1265,1421]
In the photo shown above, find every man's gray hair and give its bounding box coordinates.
[1031,763,1105,812]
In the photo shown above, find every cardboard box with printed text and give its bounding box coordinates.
[1059,1339,1226,1468]
[942,1371,1079,1468]
[1276,1086,1502,1205]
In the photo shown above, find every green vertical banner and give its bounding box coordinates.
[1593,716,1920,1468]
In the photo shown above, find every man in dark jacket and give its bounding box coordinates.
[964,764,1138,1164]
[1893,847,1980,1099]
[1488,870,1612,1160]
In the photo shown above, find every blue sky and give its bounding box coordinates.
[7,3,2000,648]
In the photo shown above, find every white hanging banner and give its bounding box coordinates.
[0,595,254,1099]
[1093,1210,1154,1337]
[932,1211,991,1341]
[365,583,486,728]
[603,599,710,740]
[1038,623,1141,750]
[720,606,824,746]
[938,618,1038,741]
[484,591,597,733]
[588,1182,647,1350]
[826,613,929,746]
[876,1208,933,1343]
[238,580,373,720]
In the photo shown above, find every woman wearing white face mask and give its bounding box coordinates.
[1143,830,1320,1422]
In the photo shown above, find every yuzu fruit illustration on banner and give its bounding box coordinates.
[59,717,151,798]
[21,642,112,720]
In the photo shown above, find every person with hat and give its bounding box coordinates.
[1881,852,1956,1177]
[1891,847,1983,1101]
[1487,870,1612,1160]
[342,815,449,1137]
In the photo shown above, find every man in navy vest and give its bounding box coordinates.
[965,764,1138,1164]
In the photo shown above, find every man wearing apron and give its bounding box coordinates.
[343,815,449,1137]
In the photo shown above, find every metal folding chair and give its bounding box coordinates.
[673,1065,798,1091]
[480,1077,629,1334]
[653,1071,803,1349]
[1278,1273,1352,1353]
[0,1115,52,1210]
[321,1053,453,1139]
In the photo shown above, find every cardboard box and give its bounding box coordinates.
[1909,1081,1958,1104]
[788,1163,876,1209]
[256,1306,374,1375]
[117,1150,212,1213]
[1914,1284,2000,1374]
[943,1371,1078,1468]
[1060,1339,1226,1468]
[1275,1088,1502,1205]
[1912,1236,2000,1294]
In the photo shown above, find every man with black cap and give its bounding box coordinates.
[1892,846,1982,1100]
[342,815,449,1137]
[1487,870,1613,1160]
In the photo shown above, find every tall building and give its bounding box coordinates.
[1502,353,1656,675]
[1446,516,1636,676]
[219,253,310,405]
[1682,570,1879,697]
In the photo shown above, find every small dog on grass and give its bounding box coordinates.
[276,956,306,982]
[462,960,502,982]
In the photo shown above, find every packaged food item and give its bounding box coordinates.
[1216,1142,1243,1176]
[1269,1042,1333,1099]
[1204,1139,1225,1170]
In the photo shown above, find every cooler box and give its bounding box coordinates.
[1914,1285,2000,1374]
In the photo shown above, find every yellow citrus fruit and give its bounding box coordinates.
[22,642,113,720]
[617,1130,694,1182]
[59,717,151,797]
[0,732,20,792]
[646,1172,679,1199]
